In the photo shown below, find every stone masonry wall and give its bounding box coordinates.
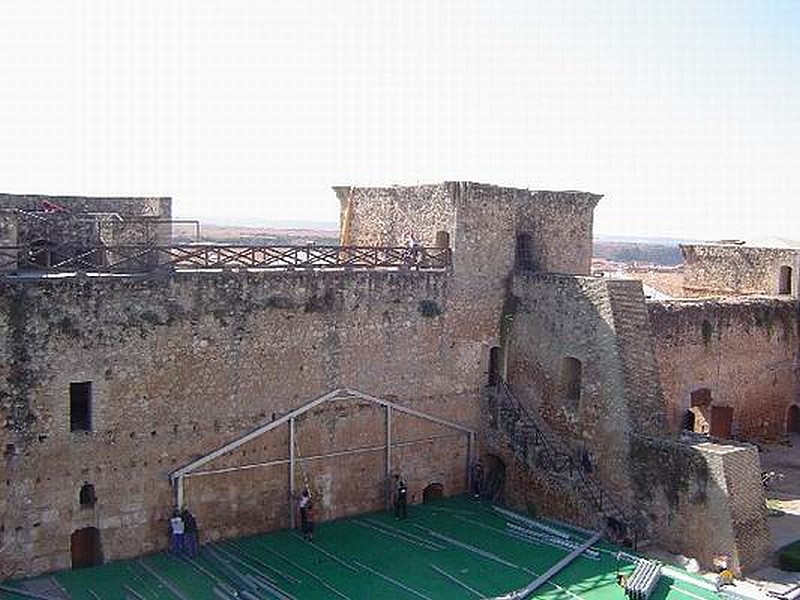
[337,182,600,276]
[630,437,769,574]
[0,270,482,578]
[505,273,638,514]
[649,298,798,438]
[681,244,800,297]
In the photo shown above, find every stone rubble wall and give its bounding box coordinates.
[630,437,768,575]
[681,244,800,297]
[648,297,798,438]
[0,270,481,577]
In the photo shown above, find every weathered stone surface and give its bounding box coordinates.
[681,243,800,297]
[0,183,772,580]
[649,297,797,438]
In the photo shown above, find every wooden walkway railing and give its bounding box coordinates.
[0,244,451,274]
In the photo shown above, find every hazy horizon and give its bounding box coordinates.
[2,1,798,241]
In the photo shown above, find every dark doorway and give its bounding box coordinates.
[779,266,793,295]
[422,483,444,503]
[787,405,800,434]
[515,233,535,271]
[710,406,734,439]
[71,527,102,569]
[482,454,506,503]
[435,231,450,248]
[488,347,501,386]
[681,410,696,431]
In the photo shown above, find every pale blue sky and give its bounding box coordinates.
[1,1,798,239]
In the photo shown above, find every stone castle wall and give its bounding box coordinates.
[681,244,800,297]
[629,437,768,575]
[503,274,667,519]
[0,194,173,259]
[0,271,481,577]
[649,298,798,438]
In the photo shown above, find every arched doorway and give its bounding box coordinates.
[681,410,696,432]
[71,527,102,569]
[422,482,444,503]
[787,405,800,434]
[435,231,450,248]
[482,454,506,503]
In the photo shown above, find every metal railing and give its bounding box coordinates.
[0,243,452,274]
[486,382,640,541]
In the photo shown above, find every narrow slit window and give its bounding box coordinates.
[562,357,582,410]
[70,382,92,432]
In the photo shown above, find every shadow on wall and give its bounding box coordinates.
[488,272,768,573]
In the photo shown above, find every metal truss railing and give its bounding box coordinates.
[0,243,452,274]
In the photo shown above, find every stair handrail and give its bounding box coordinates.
[490,382,641,539]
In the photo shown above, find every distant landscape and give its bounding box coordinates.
[179,222,689,267]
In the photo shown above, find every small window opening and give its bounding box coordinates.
[488,347,501,386]
[562,357,582,409]
[779,266,793,295]
[515,233,535,271]
[435,231,450,248]
[70,382,92,432]
[79,483,96,508]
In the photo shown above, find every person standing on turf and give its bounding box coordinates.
[394,475,408,519]
[181,507,198,558]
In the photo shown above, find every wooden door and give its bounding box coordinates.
[71,527,102,569]
[710,406,734,439]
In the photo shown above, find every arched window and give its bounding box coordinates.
[562,357,582,409]
[79,483,97,508]
[435,231,450,248]
[779,266,793,295]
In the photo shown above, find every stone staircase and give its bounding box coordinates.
[484,383,644,544]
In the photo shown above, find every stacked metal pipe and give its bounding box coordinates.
[624,559,661,600]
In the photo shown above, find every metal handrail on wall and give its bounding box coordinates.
[488,382,640,541]
[0,243,452,274]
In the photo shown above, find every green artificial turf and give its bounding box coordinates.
[2,496,719,600]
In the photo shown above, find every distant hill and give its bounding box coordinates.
[593,237,687,266]
[173,222,339,245]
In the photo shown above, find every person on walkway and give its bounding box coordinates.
[168,509,185,557]
[394,475,408,519]
[181,507,198,558]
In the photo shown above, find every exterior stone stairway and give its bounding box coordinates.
[484,383,644,545]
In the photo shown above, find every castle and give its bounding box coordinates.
[1,183,785,580]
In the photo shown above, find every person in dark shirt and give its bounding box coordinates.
[181,508,198,558]
[394,475,408,519]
